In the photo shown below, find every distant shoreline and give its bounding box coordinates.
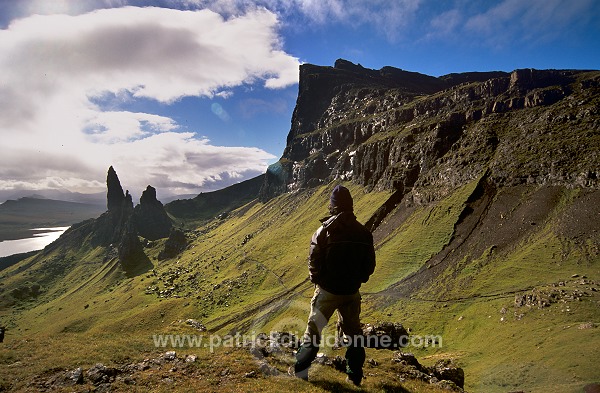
[0,226,70,242]
[0,227,70,258]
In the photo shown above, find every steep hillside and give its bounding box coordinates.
[165,174,265,227]
[0,60,598,393]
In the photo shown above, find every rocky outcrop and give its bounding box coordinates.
[133,185,172,240]
[392,352,465,391]
[117,216,147,272]
[99,167,149,271]
[259,59,599,203]
[158,228,188,260]
[42,167,171,275]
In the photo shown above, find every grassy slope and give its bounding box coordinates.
[1,181,598,392]
[164,175,265,229]
[367,185,600,392]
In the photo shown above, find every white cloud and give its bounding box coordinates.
[85,112,178,143]
[108,132,275,195]
[0,6,294,196]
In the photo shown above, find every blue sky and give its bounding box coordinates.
[0,0,598,200]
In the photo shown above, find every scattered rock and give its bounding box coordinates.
[393,352,426,371]
[257,360,280,376]
[367,358,379,367]
[185,354,197,363]
[241,233,254,245]
[185,318,207,331]
[435,379,463,391]
[86,363,120,385]
[314,352,327,364]
[361,321,409,349]
[163,351,177,361]
[247,331,300,361]
[431,359,465,389]
[67,367,83,385]
[392,352,464,391]
[579,322,595,330]
[514,284,591,312]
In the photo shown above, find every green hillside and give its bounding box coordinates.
[0,63,599,392]
[165,174,265,228]
[0,179,598,392]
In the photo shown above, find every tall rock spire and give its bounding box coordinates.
[106,166,125,212]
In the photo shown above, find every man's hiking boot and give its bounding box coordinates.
[346,375,362,387]
[288,366,308,381]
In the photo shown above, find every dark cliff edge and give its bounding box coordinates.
[259,59,599,210]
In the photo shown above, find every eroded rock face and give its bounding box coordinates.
[86,168,171,273]
[133,185,172,241]
[107,166,125,212]
[259,59,599,202]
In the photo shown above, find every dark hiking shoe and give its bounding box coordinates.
[346,375,362,386]
[288,366,308,381]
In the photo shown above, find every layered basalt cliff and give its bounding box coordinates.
[259,60,599,203]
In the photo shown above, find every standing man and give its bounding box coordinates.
[293,185,376,386]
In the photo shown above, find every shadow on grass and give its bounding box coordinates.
[122,250,153,278]
[310,379,411,393]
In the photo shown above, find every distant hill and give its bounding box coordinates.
[165,174,265,226]
[0,197,105,241]
[0,189,105,205]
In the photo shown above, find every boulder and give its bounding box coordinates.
[66,367,83,385]
[431,359,465,389]
[362,321,409,349]
[158,228,188,260]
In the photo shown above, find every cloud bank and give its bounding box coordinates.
[0,6,299,196]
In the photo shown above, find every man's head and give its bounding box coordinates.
[329,185,353,214]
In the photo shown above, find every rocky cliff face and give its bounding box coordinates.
[133,185,172,240]
[259,59,599,203]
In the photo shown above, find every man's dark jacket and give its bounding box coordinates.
[308,211,376,295]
